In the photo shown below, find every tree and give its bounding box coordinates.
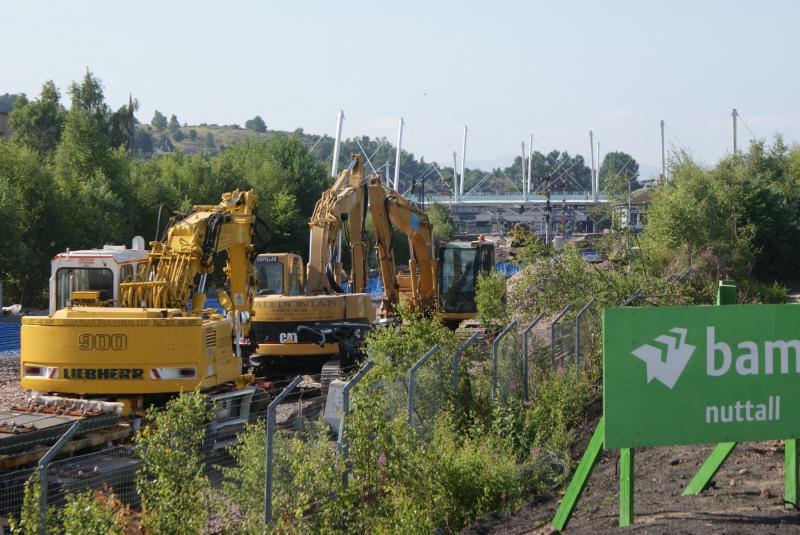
[205,131,215,150]
[245,115,267,133]
[173,129,185,142]
[600,151,640,194]
[8,81,66,154]
[426,202,455,245]
[168,114,180,133]
[133,128,153,154]
[151,110,167,130]
[108,95,138,150]
[0,93,21,113]
[53,71,130,249]
[188,129,197,141]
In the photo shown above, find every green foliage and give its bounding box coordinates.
[172,128,185,142]
[59,489,128,534]
[9,81,65,154]
[135,390,213,535]
[245,115,267,133]
[151,110,167,130]
[0,92,21,113]
[600,150,640,194]
[427,201,455,245]
[9,470,45,534]
[642,139,800,284]
[188,128,198,141]
[475,270,508,334]
[205,131,215,149]
[133,127,153,154]
[0,139,61,303]
[168,114,180,133]
[366,306,459,380]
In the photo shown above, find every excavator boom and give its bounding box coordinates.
[306,156,369,294]
[368,174,437,313]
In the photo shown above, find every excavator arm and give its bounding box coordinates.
[306,155,369,295]
[120,189,259,319]
[368,174,438,313]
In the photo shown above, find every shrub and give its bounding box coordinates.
[134,390,212,534]
[475,270,508,335]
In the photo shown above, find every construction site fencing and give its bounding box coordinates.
[407,345,452,434]
[492,320,521,404]
[550,305,574,371]
[0,373,330,532]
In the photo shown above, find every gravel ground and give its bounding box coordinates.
[0,355,26,408]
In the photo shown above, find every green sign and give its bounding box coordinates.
[604,304,800,449]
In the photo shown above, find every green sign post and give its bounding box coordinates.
[551,281,800,531]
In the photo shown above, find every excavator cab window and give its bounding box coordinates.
[439,247,478,313]
[56,267,114,310]
[256,260,283,296]
[288,260,302,296]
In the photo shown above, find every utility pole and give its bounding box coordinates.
[527,133,533,199]
[660,120,666,182]
[452,151,459,202]
[331,110,344,178]
[732,108,738,156]
[521,141,527,201]
[460,126,468,196]
[589,130,596,199]
[394,118,404,190]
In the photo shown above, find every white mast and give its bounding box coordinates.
[331,109,344,178]
[527,133,533,197]
[453,151,459,202]
[394,118,404,190]
[589,130,596,199]
[460,126,468,196]
[521,141,527,200]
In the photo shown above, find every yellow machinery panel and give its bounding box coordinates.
[20,308,243,396]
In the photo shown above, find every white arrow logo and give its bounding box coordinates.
[631,328,695,389]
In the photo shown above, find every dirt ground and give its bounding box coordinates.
[464,408,800,535]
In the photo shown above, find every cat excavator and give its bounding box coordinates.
[248,156,374,385]
[16,189,264,461]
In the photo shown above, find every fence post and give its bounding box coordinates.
[574,298,597,368]
[550,305,573,369]
[38,419,84,534]
[452,331,480,399]
[522,313,545,400]
[621,289,642,306]
[265,375,302,525]
[491,321,517,404]
[408,345,440,427]
[336,360,374,485]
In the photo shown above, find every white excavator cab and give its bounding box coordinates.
[48,237,149,314]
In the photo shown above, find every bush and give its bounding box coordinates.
[475,270,508,335]
[134,390,213,534]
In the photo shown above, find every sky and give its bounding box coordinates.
[3,0,799,179]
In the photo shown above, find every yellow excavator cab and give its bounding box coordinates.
[254,253,305,297]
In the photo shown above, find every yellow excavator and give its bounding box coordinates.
[20,190,262,423]
[248,156,374,385]
[368,174,495,327]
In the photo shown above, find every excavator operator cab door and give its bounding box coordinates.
[255,253,305,297]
